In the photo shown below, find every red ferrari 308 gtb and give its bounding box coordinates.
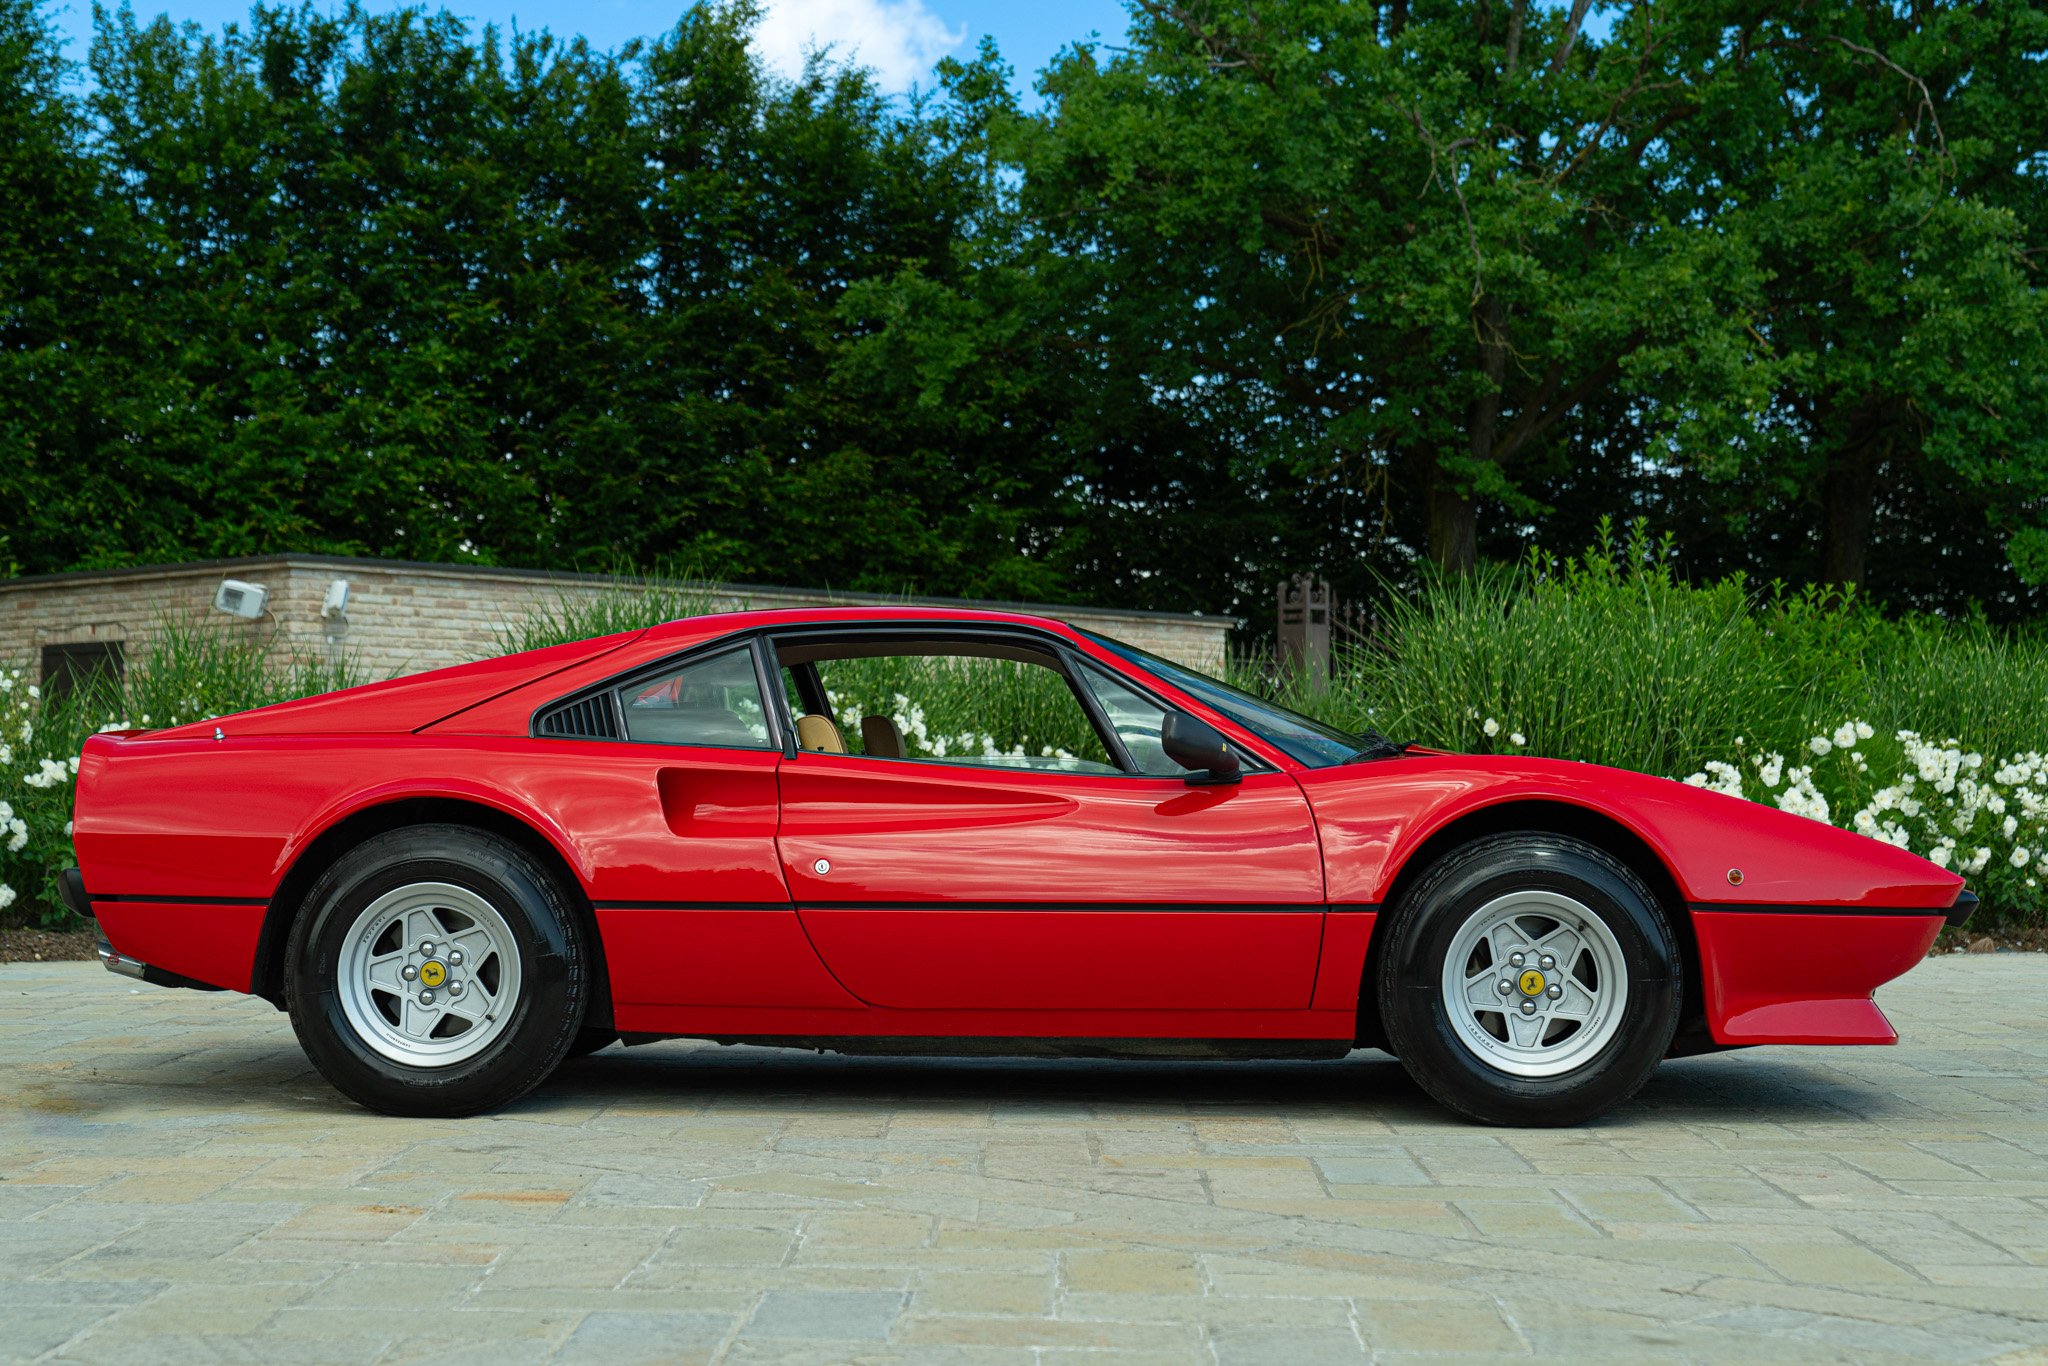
[68,607,1974,1125]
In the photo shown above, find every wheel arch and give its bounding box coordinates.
[1354,798,1702,1052]
[249,795,611,1029]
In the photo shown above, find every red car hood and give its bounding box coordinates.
[141,630,646,740]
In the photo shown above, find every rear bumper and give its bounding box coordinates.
[92,938,224,992]
[66,867,228,993]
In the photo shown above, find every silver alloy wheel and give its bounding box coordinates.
[337,882,523,1068]
[1439,889,1628,1078]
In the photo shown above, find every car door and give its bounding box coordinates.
[773,635,1326,1012]
[525,640,854,1013]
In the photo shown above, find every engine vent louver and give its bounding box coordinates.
[537,693,618,740]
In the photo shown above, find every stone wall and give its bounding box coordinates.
[0,556,1233,685]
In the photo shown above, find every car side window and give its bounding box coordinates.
[1074,661,1184,776]
[619,647,772,749]
[799,651,1122,774]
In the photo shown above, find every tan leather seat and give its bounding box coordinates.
[796,713,846,753]
[860,715,905,759]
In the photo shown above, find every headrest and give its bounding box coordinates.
[860,715,905,759]
[796,713,845,753]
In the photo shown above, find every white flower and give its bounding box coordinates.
[1856,722,1874,740]
[1929,845,1952,868]
[25,684,38,700]
[1482,718,1500,738]
[2012,847,2032,869]
[5,819,24,852]
[1509,732,1526,747]
[1684,761,1744,797]
[2004,816,2018,840]
[1809,736,1833,757]
[0,884,14,911]
[22,759,70,789]
[1833,722,1859,750]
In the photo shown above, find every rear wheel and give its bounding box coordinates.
[285,825,588,1116]
[1376,833,1681,1126]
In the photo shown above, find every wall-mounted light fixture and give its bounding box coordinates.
[320,578,351,622]
[212,579,268,619]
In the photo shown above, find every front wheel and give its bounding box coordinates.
[285,824,588,1116]
[1376,833,1682,1126]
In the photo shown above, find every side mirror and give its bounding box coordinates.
[1161,711,1242,786]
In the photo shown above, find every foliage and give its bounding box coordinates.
[4,0,2046,620]
[0,618,358,924]
[493,571,722,657]
[1239,521,2048,922]
[0,0,1063,600]
[808,656,1109,764]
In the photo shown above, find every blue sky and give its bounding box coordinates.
[46,0,1134,93]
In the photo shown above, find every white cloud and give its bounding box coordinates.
[752,0,964,91]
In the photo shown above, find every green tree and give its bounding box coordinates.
[1693,2,2048,592]
[998,0,1764,591]
[0,0,129,575]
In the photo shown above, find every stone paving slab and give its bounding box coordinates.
[2,956,2046,1363]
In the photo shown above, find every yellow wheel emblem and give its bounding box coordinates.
[419,960,447,988]
[1518,968,1546,996]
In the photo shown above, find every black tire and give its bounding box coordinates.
[284,824,589,1116]
[1376,832,1682,1127]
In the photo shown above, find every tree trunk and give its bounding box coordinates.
[1427,483,1478,572]
[1425,296,1509,575]
[1820,440,1882,589]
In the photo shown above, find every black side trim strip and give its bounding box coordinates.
[794,901,1328,914]
[1689,902,1950,918]
[1327,903,1380,915]
[91,894,269,907]
[592,900,795,911]
[596,900,1359,914]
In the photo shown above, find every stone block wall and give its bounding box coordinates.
[0,556,1233,687]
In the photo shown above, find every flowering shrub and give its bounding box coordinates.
[1,666,71,918]
[1,619,361,927]
[1682,723,2046,919]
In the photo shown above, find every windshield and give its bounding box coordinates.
[1080,631,1361,768]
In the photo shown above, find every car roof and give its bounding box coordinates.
[640,604,1087,644]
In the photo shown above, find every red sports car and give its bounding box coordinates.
[68,607,1973,1124]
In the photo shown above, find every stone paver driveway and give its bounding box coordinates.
[3,956,2046,1364]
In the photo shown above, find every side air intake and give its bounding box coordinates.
[537,694,618,740]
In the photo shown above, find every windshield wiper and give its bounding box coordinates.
[1343,729,1411,763]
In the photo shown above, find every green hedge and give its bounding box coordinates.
[1244,523,2048,923]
